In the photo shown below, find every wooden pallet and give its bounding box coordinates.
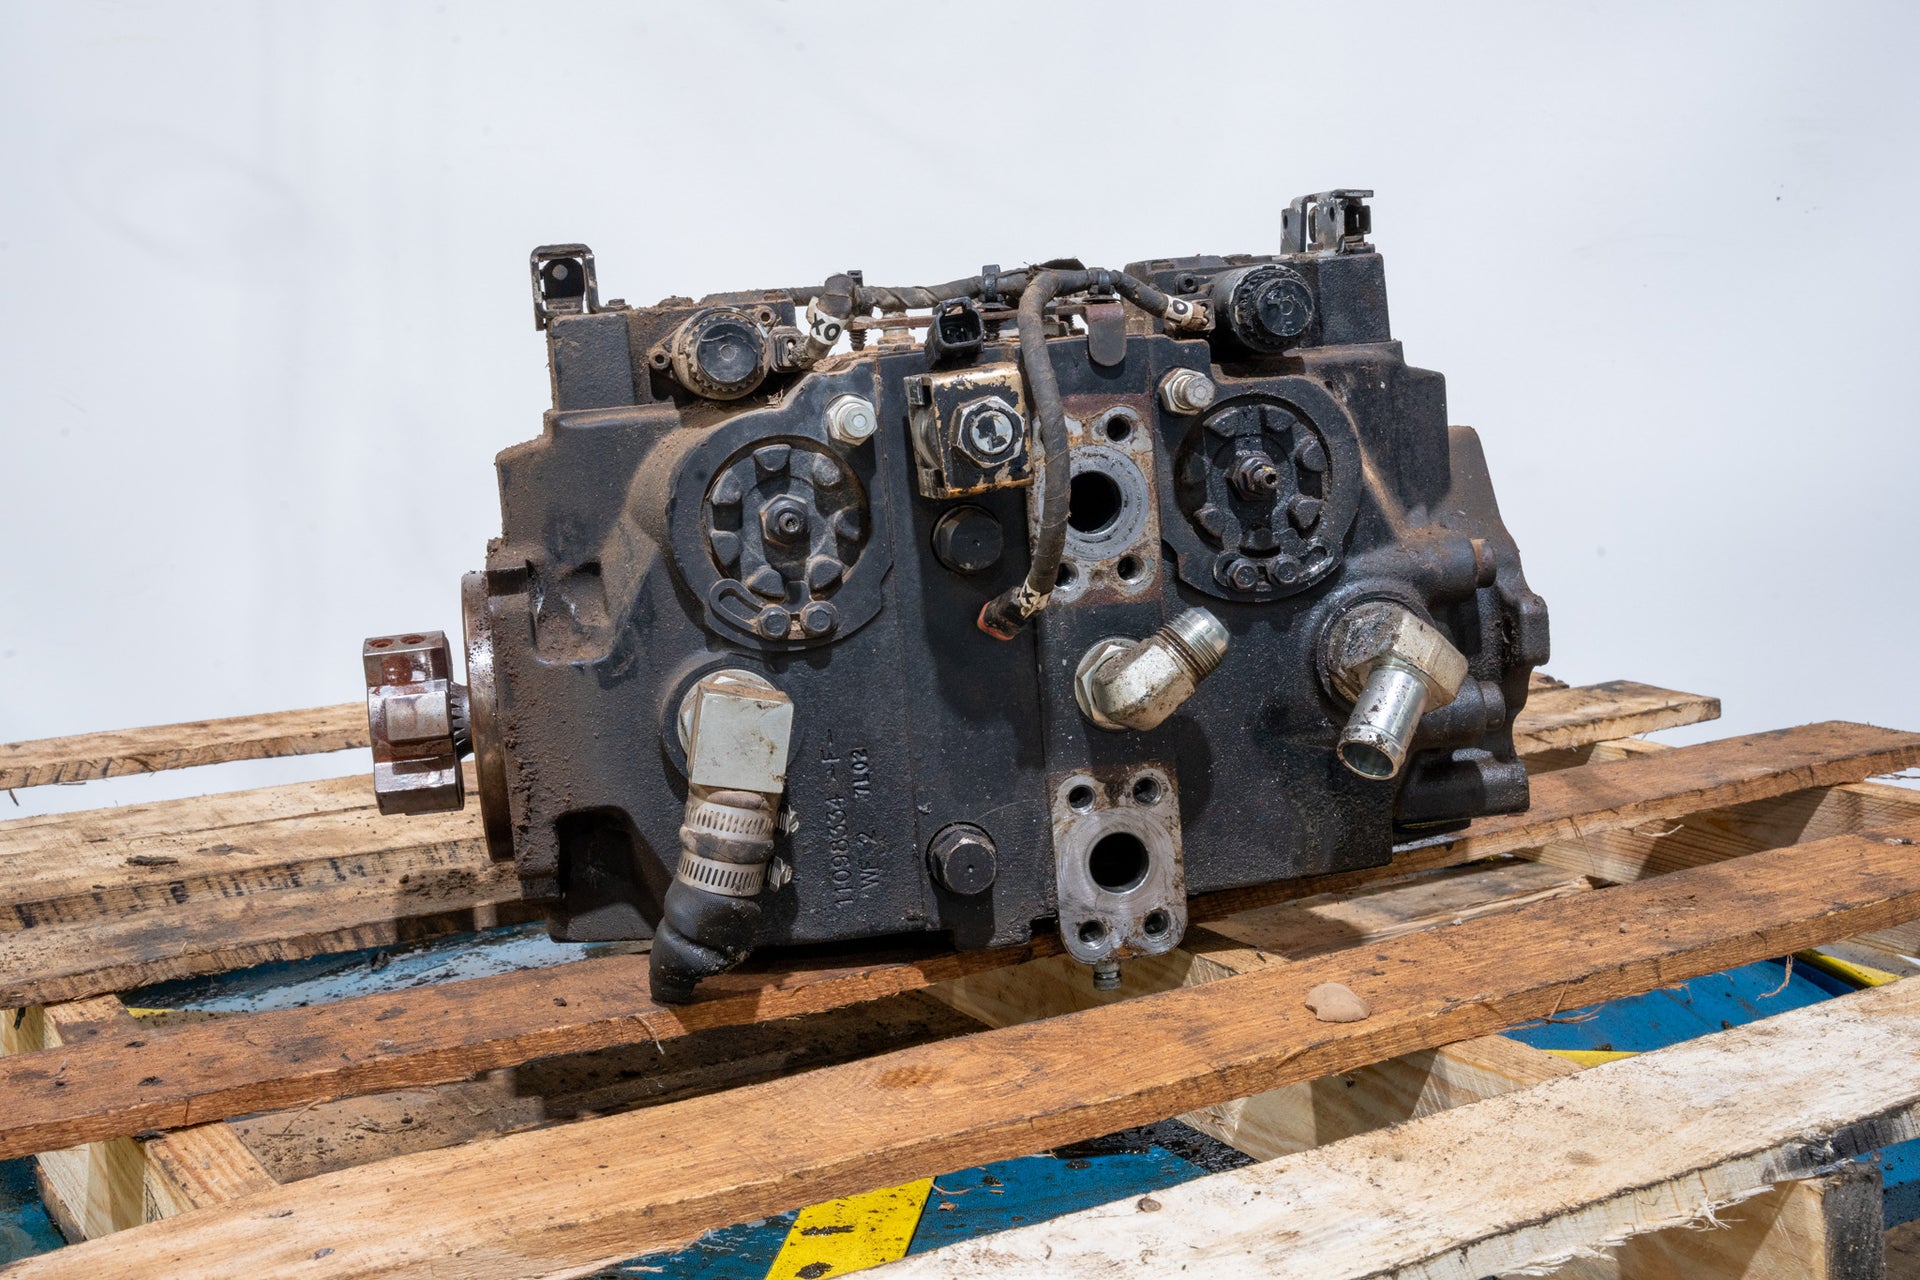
[4,677,1920,1279]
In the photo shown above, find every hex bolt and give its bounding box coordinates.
[927,823,998,895]
[1230,453,1284,500]
[825,393,878,447]
[1158,368,1217,415]
[798,601,839,637]
[754,606,792,639]
[931,504,1005,575]
[967,409,1015,458]
[760,496,810,546]
[1215,554,1262,592]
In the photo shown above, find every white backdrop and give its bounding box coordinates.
[4,1,1917,817]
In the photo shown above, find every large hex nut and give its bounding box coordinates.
[364,631,465,815]
[954,396,1024,468]
[678,670,795,794]
[1325,601,1468,703]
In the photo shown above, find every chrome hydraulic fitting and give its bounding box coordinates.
[1325,601,1468,780]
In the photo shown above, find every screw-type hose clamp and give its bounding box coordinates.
[674,849,769,898]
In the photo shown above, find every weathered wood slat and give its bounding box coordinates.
[0,683,1725,1007]
[1,721,1913,1152]
[0,705,367,790]
[228,862,1584,1182]
[877,980,1920,1280]
[1188,720,1920,921]
[0,998,275,1242]
[8,823,1920,1280]
[0,677,1697,795]
[1581,1164,1889,1280]
[934,860,1592,1159]
[1503,678,1719,753]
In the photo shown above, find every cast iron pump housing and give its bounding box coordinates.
[363,190,1550,1004]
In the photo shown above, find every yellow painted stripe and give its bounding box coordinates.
[1544,1048,1639,1067]
[766,1178,933,1279]
[1795,949,1903,989]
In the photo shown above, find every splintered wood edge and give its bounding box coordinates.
[0,704,368,789]
[875,980,1920,1280]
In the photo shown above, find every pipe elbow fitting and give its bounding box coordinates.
[1325,601,1469,780]
[1075,609,1229,732]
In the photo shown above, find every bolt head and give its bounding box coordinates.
[969,411,1013,455]
[1213,554,1262,592]
[954,397,1024,467]
[798,601,839,637]
[759,496,810,545]
[826,393,878,446]
[1159,368,1218,415]
[928,824,998,895]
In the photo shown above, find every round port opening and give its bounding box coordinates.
[1143,909,1172,937]
[1067,471,1124,536]
[1130,775,1162,806]
[1116,554,1145,584]
[1339,739,1398,780]
[1078,920,1107,945]
[1102,414,1134,444]
[1066,783,1097,813]
[1087,831,1150,894]
[1056,561,1078,588]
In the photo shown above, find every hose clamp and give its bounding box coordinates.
[674,849,769,898]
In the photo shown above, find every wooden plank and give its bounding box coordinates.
[1508,679,1719,753]
[10,823,1920,1280]
[0,998,275,1242]
[876,980,1920,1280]
[933,860,1590,1158]
[1890,1218,1920,1280]
[230,991,985,1184]
[0,681,1718,1010]
[1188,720,1920,922]
[1,722,1913,1153]
[0,705,367,790]
[1576,1163,1888,1280]
[0,678,1694,795]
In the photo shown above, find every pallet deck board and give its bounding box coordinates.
[876,980,1920,1280]
[0,683,1720,1009]
[9,822,1920,1279]
[0,720,1909,1155]
[0,705,368,790]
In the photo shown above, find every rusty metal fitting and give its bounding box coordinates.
[1074,608,1230,732]
[675,669,795,795]
[1325,601,1469,781]
[1157,368,1217,416]
[363,630,468,816]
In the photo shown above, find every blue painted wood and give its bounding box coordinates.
[0,1156,65,1263]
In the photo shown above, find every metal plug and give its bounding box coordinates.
[1075,609,1230,732]
[1325,601,1468,780]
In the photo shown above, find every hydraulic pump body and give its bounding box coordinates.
[363,191,1550,1003]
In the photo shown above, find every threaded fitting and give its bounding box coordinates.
[1160,609,1230,681]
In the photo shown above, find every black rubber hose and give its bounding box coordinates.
[976,268,1198,638]
[979,268,1083,638]
[795,265,1195,638]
